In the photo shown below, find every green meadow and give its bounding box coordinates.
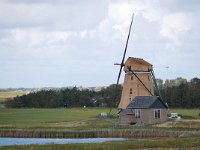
[169,108,200,119]
[0,107,199,130]
[0,108,118,129]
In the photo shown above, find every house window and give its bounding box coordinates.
[130,88,133,94]
[131,76,133,80]
[154,109,161,119]
[135,109,141,118]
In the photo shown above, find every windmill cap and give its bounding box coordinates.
[124,57,152,71]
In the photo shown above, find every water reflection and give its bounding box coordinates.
[0,137,127,146]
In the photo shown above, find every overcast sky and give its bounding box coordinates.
[0,0,199,88]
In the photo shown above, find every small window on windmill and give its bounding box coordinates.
[131,76,133,80]
[130,88,133,94]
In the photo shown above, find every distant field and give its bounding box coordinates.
[0,91,28,101]
[0,91,28,108]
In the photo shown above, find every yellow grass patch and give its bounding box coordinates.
[0,91,28,101]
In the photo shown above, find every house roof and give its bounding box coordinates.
[127,96,168,109]
[118,109,135,116]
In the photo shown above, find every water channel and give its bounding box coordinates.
[0,137,128,146]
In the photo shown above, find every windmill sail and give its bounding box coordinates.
[116,13,134,86]
[109,13,134,114]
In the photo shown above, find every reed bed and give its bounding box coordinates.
[0,129,198,138]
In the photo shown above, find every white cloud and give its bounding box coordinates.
[94,0,163,42]
[0,28,90,60]
[160,12,192,48]
[1,28,88,46]
[94,0,196,51]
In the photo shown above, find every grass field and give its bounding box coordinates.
[0,137,200,150]
[169,108,200,119]
[0,107,199,130]
[0,108,118,129]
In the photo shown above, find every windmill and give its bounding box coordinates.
[113,13,168,125]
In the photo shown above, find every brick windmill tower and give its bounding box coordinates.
[114,13,168,125]
[118,57,154,109]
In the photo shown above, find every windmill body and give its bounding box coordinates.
[117,57,168,125]
[118,57,154,109]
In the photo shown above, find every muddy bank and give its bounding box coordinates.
[0,129,197,138]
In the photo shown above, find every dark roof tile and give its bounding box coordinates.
[127,96,168,109]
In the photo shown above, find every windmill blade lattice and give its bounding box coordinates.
[109,13,134,114]
[116,13,134,86]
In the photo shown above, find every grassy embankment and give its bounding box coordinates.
[0,137,200,150]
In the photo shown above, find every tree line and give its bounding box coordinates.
[159,77,200,108]
[5,77,200,108]
[5,84,122,108]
